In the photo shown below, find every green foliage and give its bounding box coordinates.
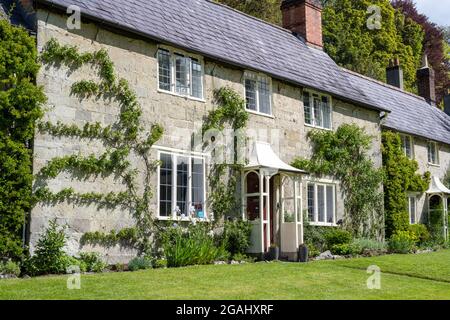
[36,39,164,255]
[80,228,138,247]
[293,124,384,238]
[382,131,430,237]
[408,224,430,245]
[428,200,445,243]
[128,256,153,271]
[324,228,353,248]
[215,0,282,25]
[232,253,256,263]
[350,238,387,256]
[0,260,21,277]
[159,223,228,268]
[0,20,46,260]
[323,0,424,93]
[388,230,416,254]
[222,219,252,256]
[303,219,330,254]
[78,252,107,273]
[24,220,71,276]
[153,258,168,269]
[203,87,249,220]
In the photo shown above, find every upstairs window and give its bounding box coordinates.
[244,72,272,115]
[427,141,439,165]
[157,48,204,99]
[401,135,414,159]
[303,91,332,129]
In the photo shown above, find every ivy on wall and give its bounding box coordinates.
[381,131,430,238]
[0,20,46,260]
[202,87,249,220]
[35,39,164,255]
[292,124,385,239]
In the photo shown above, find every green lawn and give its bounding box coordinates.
[1,250,449,300]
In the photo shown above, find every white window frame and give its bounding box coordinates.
[408,195,417,225]
[401,134,414,159]
[243,71,273,117]
[156,45,205,102]
[303,89,333,130]
[306,181,336,226]
[156,148,207,221]
[427,141,440,166]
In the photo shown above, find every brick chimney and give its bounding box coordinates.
[281,0,323,49]
[444,89,450,117]
[417,54,436,105]
[386,58,404,90]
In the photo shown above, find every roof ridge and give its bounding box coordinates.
[205,0,293,35]
[342,67,429,103]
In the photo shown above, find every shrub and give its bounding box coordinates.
[128,257,152,271]
[324,228,352,249]
[303,223,329,253]
[388,231,416,254]
[408,224,430,245]
[78,252,107,273]
[232,253,256,263]
[222,219,252,256]
[160,223,228,268]
[0,260,21,277]
[305,242,321,258]
[349,238,387,256]
[25,220,70,276]
[153,259,167,269]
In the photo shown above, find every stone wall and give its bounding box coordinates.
[31,9,383,262]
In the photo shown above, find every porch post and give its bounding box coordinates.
[299,178,304,244]
[241,171,245,220]
[265,175,271,249]
[293,176,299,250]
[259,169,264,253]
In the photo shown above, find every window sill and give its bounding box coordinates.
[304,123,333,131]
[246,109,274,119]
[309,222,337,227]
[427,162,440,168]
[157,89,206,103]
[156,216,211,223]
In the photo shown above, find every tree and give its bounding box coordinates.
[0,19,46,260]
[215,0,282,25]
[391,0,450,105]
[323,0,424,93]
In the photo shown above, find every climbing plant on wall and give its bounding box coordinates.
[381,131,430,238]
[202,87,249,220]
[0,20,46,260]
[292,124,385,239]
[35,39,164,255]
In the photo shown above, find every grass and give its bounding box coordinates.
[1,250,449,300]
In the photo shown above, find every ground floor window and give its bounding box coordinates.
[158,151,206,219]
[307,182,336,225]
[408,195,417,224]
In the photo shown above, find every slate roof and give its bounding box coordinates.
[36,0,387,113]
[344,69,450,145]
[36,0,450,145]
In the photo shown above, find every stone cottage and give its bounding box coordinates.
[10,0,450,262]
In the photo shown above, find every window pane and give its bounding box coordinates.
[326,185,334,224]
[191,59,203,99]
[322,96,331,129]
[175,55,190,95]
[158,50,171,91]
[307,184,315,222]
[428,142,437,164]
[313,95,322,127]
[258,77,271,114]
[191,158,205,218]
[159,153,172,217]
[245,79,257,111]
[303,92,312,125]
[176,156,189,216]
[402,136,412,158]
[317,185,325,222]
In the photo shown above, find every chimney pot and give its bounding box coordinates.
[281,0,323,48]
[417,54,436,105]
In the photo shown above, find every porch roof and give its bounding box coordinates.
[245,142,307,175]
[427,176,450,195]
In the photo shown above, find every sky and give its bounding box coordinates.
[415,0,450,26]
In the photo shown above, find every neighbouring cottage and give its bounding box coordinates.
[7,0,449,262]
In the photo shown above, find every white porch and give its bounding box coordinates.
[241,142,307,260]
[427,176,450,241]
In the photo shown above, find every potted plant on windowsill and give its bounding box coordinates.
[269,243,279,261]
